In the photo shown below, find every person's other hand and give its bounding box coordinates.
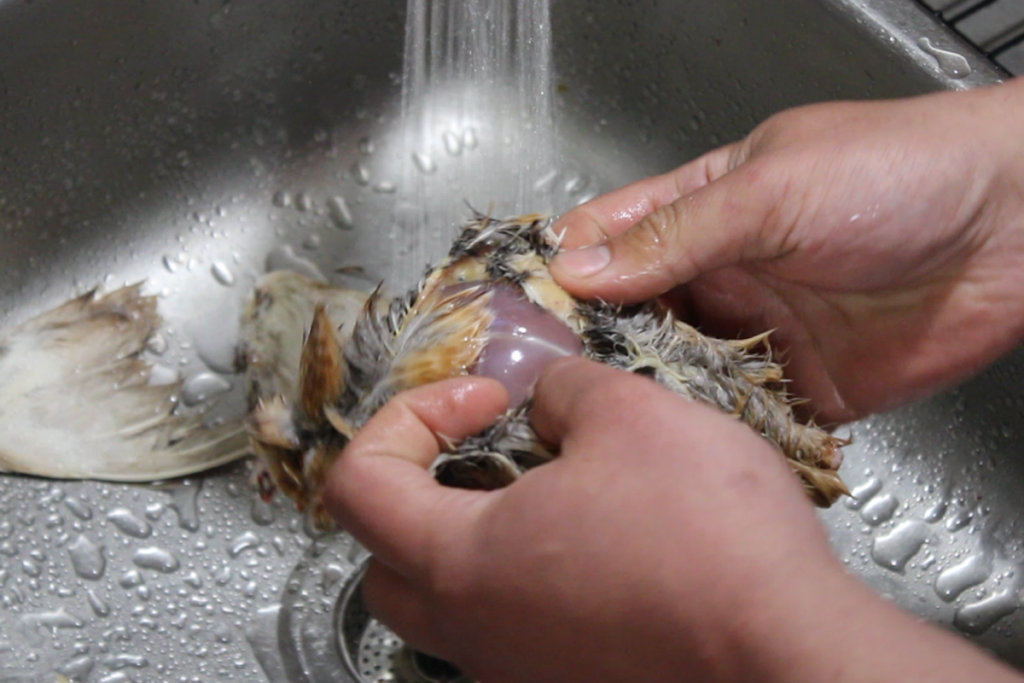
[323,361,1021,683]
[551,79,1024,422]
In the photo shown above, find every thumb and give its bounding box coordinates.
[322,377,509,578]
[550,153,791,303]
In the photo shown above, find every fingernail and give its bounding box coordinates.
[554,245,611,277]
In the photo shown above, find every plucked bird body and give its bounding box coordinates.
[249,213,848,528]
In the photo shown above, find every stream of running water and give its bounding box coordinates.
[394,0,558,275]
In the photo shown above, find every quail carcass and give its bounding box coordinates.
[247,213,848,529]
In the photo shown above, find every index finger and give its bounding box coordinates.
[323,377,508,578]
[554,143,741,249]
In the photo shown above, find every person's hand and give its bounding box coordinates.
[550,78,1024,422]
[323,360,1021,683]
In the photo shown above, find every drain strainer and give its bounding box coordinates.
[273,532,470,683]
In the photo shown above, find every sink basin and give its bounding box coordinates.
[1,0,1020,680]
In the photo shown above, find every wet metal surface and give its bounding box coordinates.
[1,0,1021,680]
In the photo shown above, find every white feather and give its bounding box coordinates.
[0,285,249,480]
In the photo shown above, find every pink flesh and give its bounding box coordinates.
[472,283,583,406]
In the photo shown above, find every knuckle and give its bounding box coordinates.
[624,203,678,256]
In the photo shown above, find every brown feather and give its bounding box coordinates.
[299,303,346,420]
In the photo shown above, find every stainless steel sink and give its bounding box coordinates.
[1,0,1020,680]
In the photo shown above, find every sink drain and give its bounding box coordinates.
[337,561,470,683]
[274,532,470,683]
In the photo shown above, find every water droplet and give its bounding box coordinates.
[946,508,973,532]
[845,478,882,510]
[296,192,314,212]
[180,372,232,407]
[302,234,322,250]
[442,130,463,156]
[273,190,293,208]
[133,547,180,573]
[871,520,929,572]
[57,655,95,680]
[918,38,972,79]
[21,607,85,631]
[321,564,346,594]
[184,571,203,589]
[228,531,261,558]
[146,332,169,356]
[211,261,236,287]
[358,137,375,155]
[212,623,235,644]
[21,558,41,577]
[68,534,106,580]
[99,673,131,683]
[168,479,203,532]
[327,196,355,230]
[86,589,110,617]
[145,502,166,521]
[147,364,179,386]
[954,589,1019,635]
[923,499,947,523]
[119,570,144,588]
[350,161,371,186]
[106,509,153,539]
[935,553,993,602]
[215,566,233,585]
[266,244,328,282]
[412,152,437,174]
[64,497,93,521]
[251,498,275,526]
[860,493,898,526]
[463,127,479,150]
[163,254,182,273]
[373,181,397,194]
[101,654,149,670]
